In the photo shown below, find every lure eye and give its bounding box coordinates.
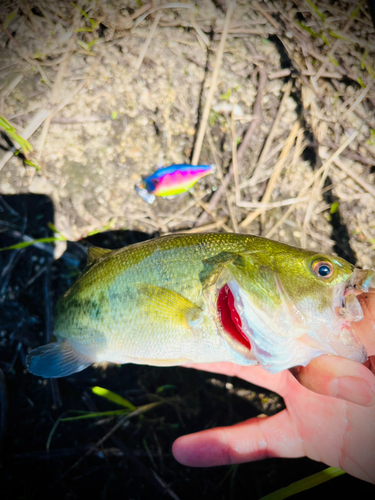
[311,260,334,278]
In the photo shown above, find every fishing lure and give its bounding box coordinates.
[135,163,215,203]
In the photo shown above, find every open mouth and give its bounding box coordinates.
[217,285,251,351]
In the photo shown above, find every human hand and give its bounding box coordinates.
[172,293,375,483]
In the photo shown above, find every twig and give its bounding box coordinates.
[179,217,228,233]
[321,139,375,166]
[195,197,221,224]
[0,73,24,98]
[312,18,352,84]
[252,1,280,30]
[333,158,375,199]
[207,130,238,231]
[341,80,374,122]
[302,70,343,79]
[260,121,300,225]
[240,121,300,228]
[51,115,114,124]
[264,131,359,241]
[240,128,305,189]
[185,55,212,70]
[160,194,207,227]
[191,0,235,166]
[133,3,192,29]
[83,392,180,500]
[302,130,358,245]
[292,128,305,166]
[235,195,310,209]
[134,11,163,71]
[111,434,181,500]
[268,69,291,79]
[223,116,238,232]
[250,79,293,186]
[0,108,52,172]
[34,58,96,170]
[195,66,267,226]
[36,35,77,162]
[0,27,52,89]
[56,402,162,484]
[190,16,210,46]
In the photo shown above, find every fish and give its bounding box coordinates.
[26,233,374,378]
[135,163,214,203]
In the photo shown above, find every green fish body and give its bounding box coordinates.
[27,233,374,378]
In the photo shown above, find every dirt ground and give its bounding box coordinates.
[0,1,375,499]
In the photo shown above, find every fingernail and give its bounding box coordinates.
[331,377,375,406]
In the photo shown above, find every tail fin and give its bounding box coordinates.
[27,339,92,378]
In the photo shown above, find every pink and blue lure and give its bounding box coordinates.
[135,164,215,204]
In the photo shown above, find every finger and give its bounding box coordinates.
[172,410,303,467]
[370,356,375,375]
[290,354,375,407]
[183,362,287,395]
[183,362,244,378]
[353,293,375,356]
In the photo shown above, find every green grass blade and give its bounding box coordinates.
[0,117,33,154]
[0,236,66,252]
[47,222,67,239]
[328,55,339,67]
[47,402,162,450]
[0,116,15,131]
[305,0,325,22]
[350,1,364,19]
[156,384,177,394]
[61,409,130,421]
[86,219,116,236]
[328,30,347,41]
[46,411,69,451]
[92,386,136,410]
[23,158,41,171]
[3,10,17,29]
[319,33,329,45]
[296,21,317,38]
[260,467,346,500]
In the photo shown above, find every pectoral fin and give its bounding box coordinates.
[27,339,93,378]
[136,284,202,326]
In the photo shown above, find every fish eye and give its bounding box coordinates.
[311,260,334,278]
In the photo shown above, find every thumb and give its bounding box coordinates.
[291,291,375,406]
[290,354,375,406]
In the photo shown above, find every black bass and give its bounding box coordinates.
[27,233,374,378]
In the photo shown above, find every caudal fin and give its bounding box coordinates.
[27,339,92,378]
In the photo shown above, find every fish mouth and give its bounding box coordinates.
[346,268,375,294]
[339,268,375,322]
[217,284,251,352]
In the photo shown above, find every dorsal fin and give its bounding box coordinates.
[87,246,112,266]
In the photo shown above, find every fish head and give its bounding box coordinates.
[218,245,374,373]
